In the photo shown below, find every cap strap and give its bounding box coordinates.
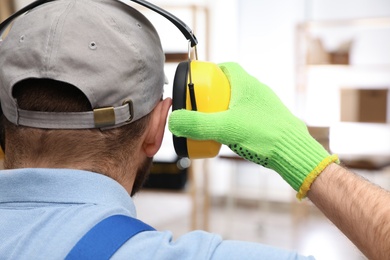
[17,103,132,129]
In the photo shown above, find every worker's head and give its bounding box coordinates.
[0,0,171,195]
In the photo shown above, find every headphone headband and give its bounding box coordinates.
[0,0,198,47]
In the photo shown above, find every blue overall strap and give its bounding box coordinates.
[65,215,155,260]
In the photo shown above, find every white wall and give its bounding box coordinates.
[308,0,390,20]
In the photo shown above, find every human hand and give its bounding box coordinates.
[169,62,338,199]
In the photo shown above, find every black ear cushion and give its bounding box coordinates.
[172,61,189,158]
[0,107,5,153]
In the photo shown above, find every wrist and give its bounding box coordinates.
[296,154,339,200]
[269,126,339,199]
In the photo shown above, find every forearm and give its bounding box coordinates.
[308,163,390,260]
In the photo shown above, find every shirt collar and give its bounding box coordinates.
[0,168,136,216]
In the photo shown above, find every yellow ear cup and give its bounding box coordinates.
[172,60,230,158]
[186,60,230,158]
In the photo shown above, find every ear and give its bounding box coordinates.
[142,98,172,157]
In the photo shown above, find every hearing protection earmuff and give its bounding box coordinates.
[0,0,231,159]
[172,60,230,158]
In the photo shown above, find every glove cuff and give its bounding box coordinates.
[270,127,339,199]
[296,154,339,200]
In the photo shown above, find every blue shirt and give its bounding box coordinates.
[0,168,315,259]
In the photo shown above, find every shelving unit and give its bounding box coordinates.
[296,17,390,118]
[295,17,390,170]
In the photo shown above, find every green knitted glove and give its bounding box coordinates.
[168,62,339,199]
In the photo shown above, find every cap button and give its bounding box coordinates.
[89,41,97,50]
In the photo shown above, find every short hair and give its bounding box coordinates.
[3,79,151,177]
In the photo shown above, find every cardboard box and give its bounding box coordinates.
[329,52,349,65]
[340,88,388,123]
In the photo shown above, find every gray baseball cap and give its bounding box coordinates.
[0,0,166,129]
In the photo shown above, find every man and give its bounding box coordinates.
[0,0,388,259]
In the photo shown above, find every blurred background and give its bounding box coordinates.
[2,0,390,259]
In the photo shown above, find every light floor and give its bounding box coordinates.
[134,190,367,260]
